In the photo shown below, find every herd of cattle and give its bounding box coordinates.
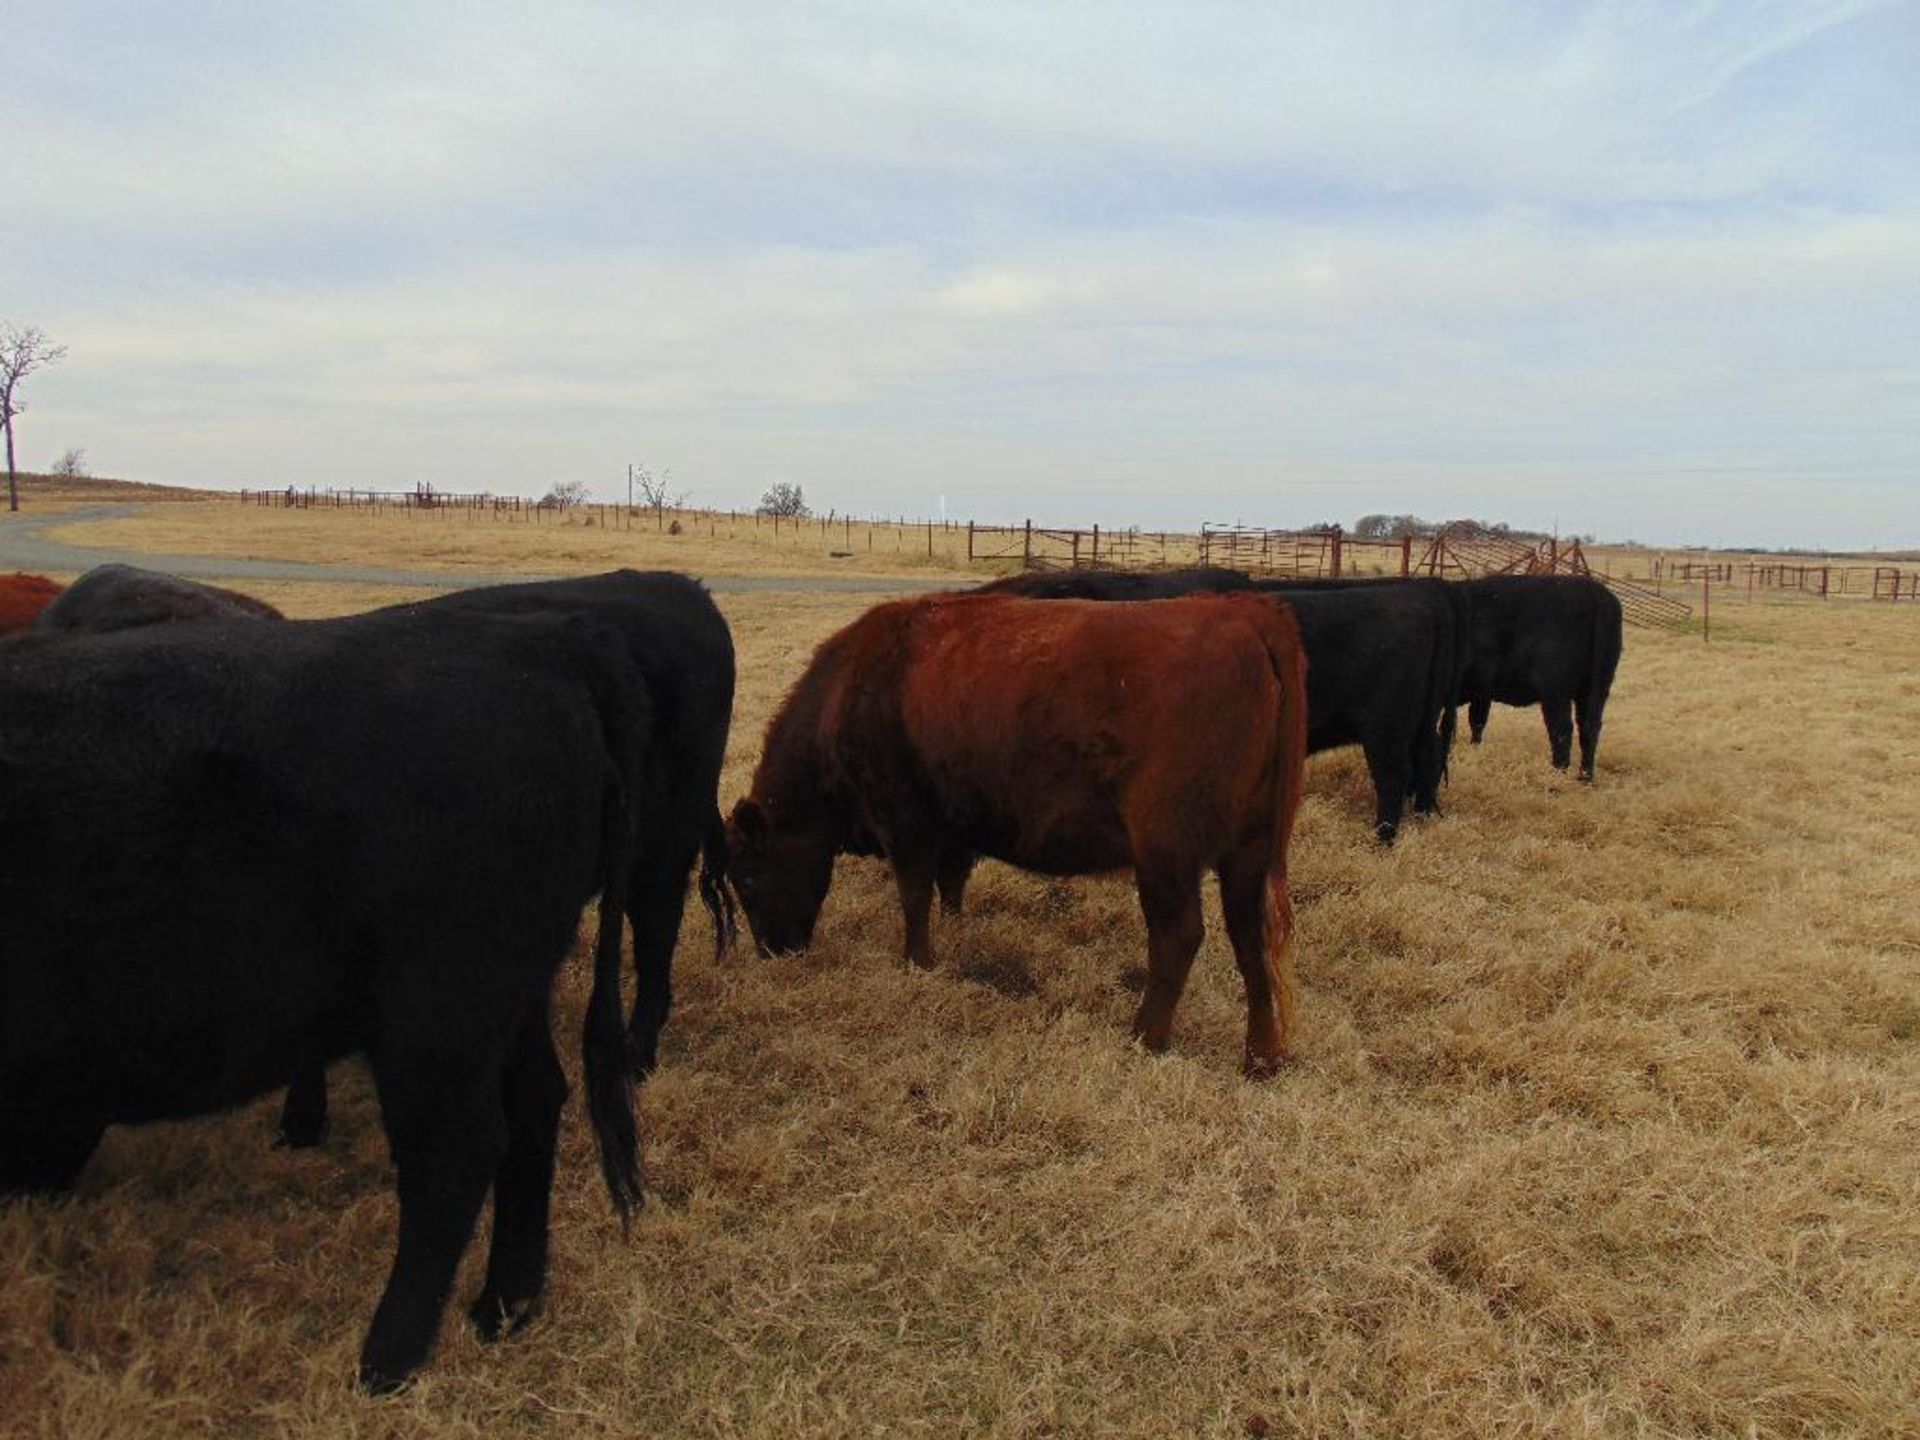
[0,560,1622,1392]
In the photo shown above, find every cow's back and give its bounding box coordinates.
[1463,575,1620,702]
[33,565,282,632]
[0,610,632,1123]
[824,593,1300,874]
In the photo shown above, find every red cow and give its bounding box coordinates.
[726,591,1310,1075]
[0,573,63,635]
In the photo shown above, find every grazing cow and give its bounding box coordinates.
[982,568,1464,842]
[726,592,1310,1075]
[30,566,735,1146]
[0,572,63,634]
[0,606,647,1391]
[1458,575,1623,780]
[35,563,284,631]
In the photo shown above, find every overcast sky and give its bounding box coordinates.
[10,1,1917,547]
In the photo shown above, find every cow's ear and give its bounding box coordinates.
[730,797,770,849]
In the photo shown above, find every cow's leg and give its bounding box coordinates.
[358,1043,507,1393]
[1219,847,1297,1078]
[935,845,975,915]
[1129,859,1205,1055]
[1574,695,1605,782]
[1360,733,1409,844]
[1468,695,1491,744]
[0,1116,104,1196]
[624,834,700,1079]
[892,850,940,968]
[1541,698,1574,770]
[276,1064,329,1149]
[1409,718,1444,818]
[470,1006,567,1342]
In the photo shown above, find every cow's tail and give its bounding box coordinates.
[1432,589,1464,793]
[696,807,738,959]
[582,647,647,1228]
[1437,696,1459,786]
[1247,596,1310,1058]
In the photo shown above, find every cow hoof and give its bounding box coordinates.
[1469,733,1484,745]
[623,1035,659,1082]
[470,1290,543,1343]
[356,1362,415,1397]
[273,1121,328,1150]
[1243,1052,1290,1081]
[1577,769,1595,784]
[1375,823,1398,845]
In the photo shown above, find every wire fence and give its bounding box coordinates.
[231,488,1916,626]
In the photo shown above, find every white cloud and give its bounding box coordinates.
[7,0,1917,546]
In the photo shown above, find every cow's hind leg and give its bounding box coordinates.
[625,834,699,1078]
[1219,847,1297,1079]
[1574,695,1605,782]
[1360,733,1410,844]
[1129,859,1205,1055]
[0,1116,104,1196]
[470,1004,567,1342]
[276,1064,329,1149]
[358,1041,508,1393]
[1409,721,1445,819]
[1541,698,1574,770]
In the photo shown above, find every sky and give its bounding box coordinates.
[8,1,1917,548]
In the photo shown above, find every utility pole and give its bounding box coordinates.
[627,463,634,512]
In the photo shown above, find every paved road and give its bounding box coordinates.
[0,503,969,595]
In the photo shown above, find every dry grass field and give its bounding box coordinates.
[2,502,1917,1437]
[44,500,996,581]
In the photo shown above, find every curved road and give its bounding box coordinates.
[0,503,968,595]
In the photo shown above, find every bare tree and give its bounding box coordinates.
[51,447,87,478]
[2,323,68,512]
[630,464,689,522]
[758,481,809,519]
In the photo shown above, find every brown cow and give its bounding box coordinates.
[726,591,1311,1074]
[0,573,63,635]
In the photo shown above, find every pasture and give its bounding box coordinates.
[3,500,1917,1437]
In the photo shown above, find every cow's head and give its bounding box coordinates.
[724,796,835,955]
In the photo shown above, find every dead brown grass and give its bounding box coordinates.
[2,513,1916,1438]
[46,499,1001,581]
[4,471,222,504]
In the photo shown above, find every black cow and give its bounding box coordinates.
[393,571,735,1066]
[981,567,1463,842]
[1457,575,1623,780]
[282,572,736,1146]
[29,566,737,1146]
[34,562,285,630]
[0,607,647,1391]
